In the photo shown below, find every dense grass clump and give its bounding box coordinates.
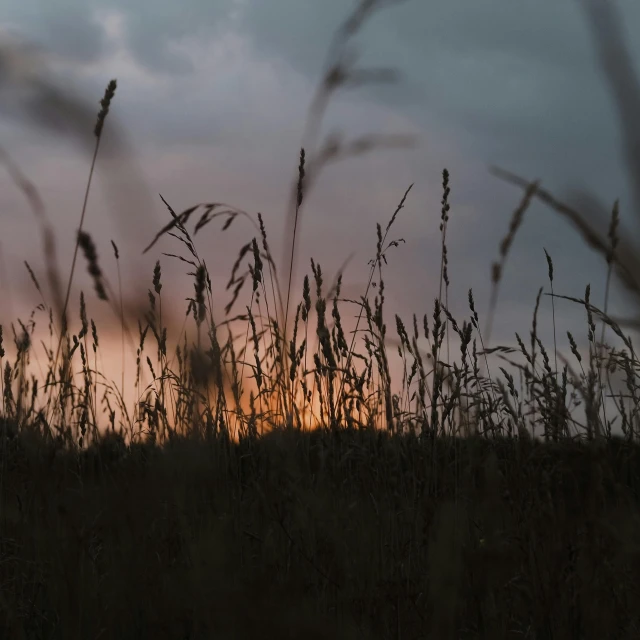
[1,1,640,638]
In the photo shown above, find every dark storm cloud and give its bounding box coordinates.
[2,1,115,65]
[236,0,638,210]
[3,0,632,198]
[2,0,235,75]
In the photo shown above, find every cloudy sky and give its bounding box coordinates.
[0,0,639,436]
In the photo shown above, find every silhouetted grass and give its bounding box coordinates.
[1,1,640,638]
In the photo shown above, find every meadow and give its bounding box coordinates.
[1,1,640,638]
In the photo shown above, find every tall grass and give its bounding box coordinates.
[0,0,640,638]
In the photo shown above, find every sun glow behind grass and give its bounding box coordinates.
[0,270,401,446]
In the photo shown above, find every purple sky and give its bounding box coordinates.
[0,0,639,437]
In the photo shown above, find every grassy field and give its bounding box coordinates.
[1,1,640,638]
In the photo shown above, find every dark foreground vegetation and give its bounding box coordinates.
[2,423,640,639]
[2,1,640,638]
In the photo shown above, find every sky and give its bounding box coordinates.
[0,0,639,438]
